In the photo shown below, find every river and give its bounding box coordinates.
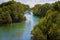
[0,12,40,40]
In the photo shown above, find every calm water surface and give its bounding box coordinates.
[0,12,40,40]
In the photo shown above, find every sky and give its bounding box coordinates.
[0,0,59,7]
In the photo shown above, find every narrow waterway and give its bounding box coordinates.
[0,12,40,40]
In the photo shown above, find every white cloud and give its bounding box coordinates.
[15,0,58,7]
[0,0,58,7]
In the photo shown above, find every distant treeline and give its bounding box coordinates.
[0,1,29,25]
[32,1,60,40]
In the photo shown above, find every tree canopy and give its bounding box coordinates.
[32,1,60,40]
[0,1,29,25]
[32,3,52,17]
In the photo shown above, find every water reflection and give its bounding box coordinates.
[21,12,39,40]
[0,12,40,40]
[0,22,26,40]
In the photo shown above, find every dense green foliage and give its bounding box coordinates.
[32,3,52,17]
[0,1,29,25]
[32,1,60,40]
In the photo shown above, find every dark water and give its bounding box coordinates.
[0,12,40,40]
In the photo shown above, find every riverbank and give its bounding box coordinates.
[0,12,40,40]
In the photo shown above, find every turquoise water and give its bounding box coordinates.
[0,12,40,40]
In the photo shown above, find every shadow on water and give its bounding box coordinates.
[0,12,40,40]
